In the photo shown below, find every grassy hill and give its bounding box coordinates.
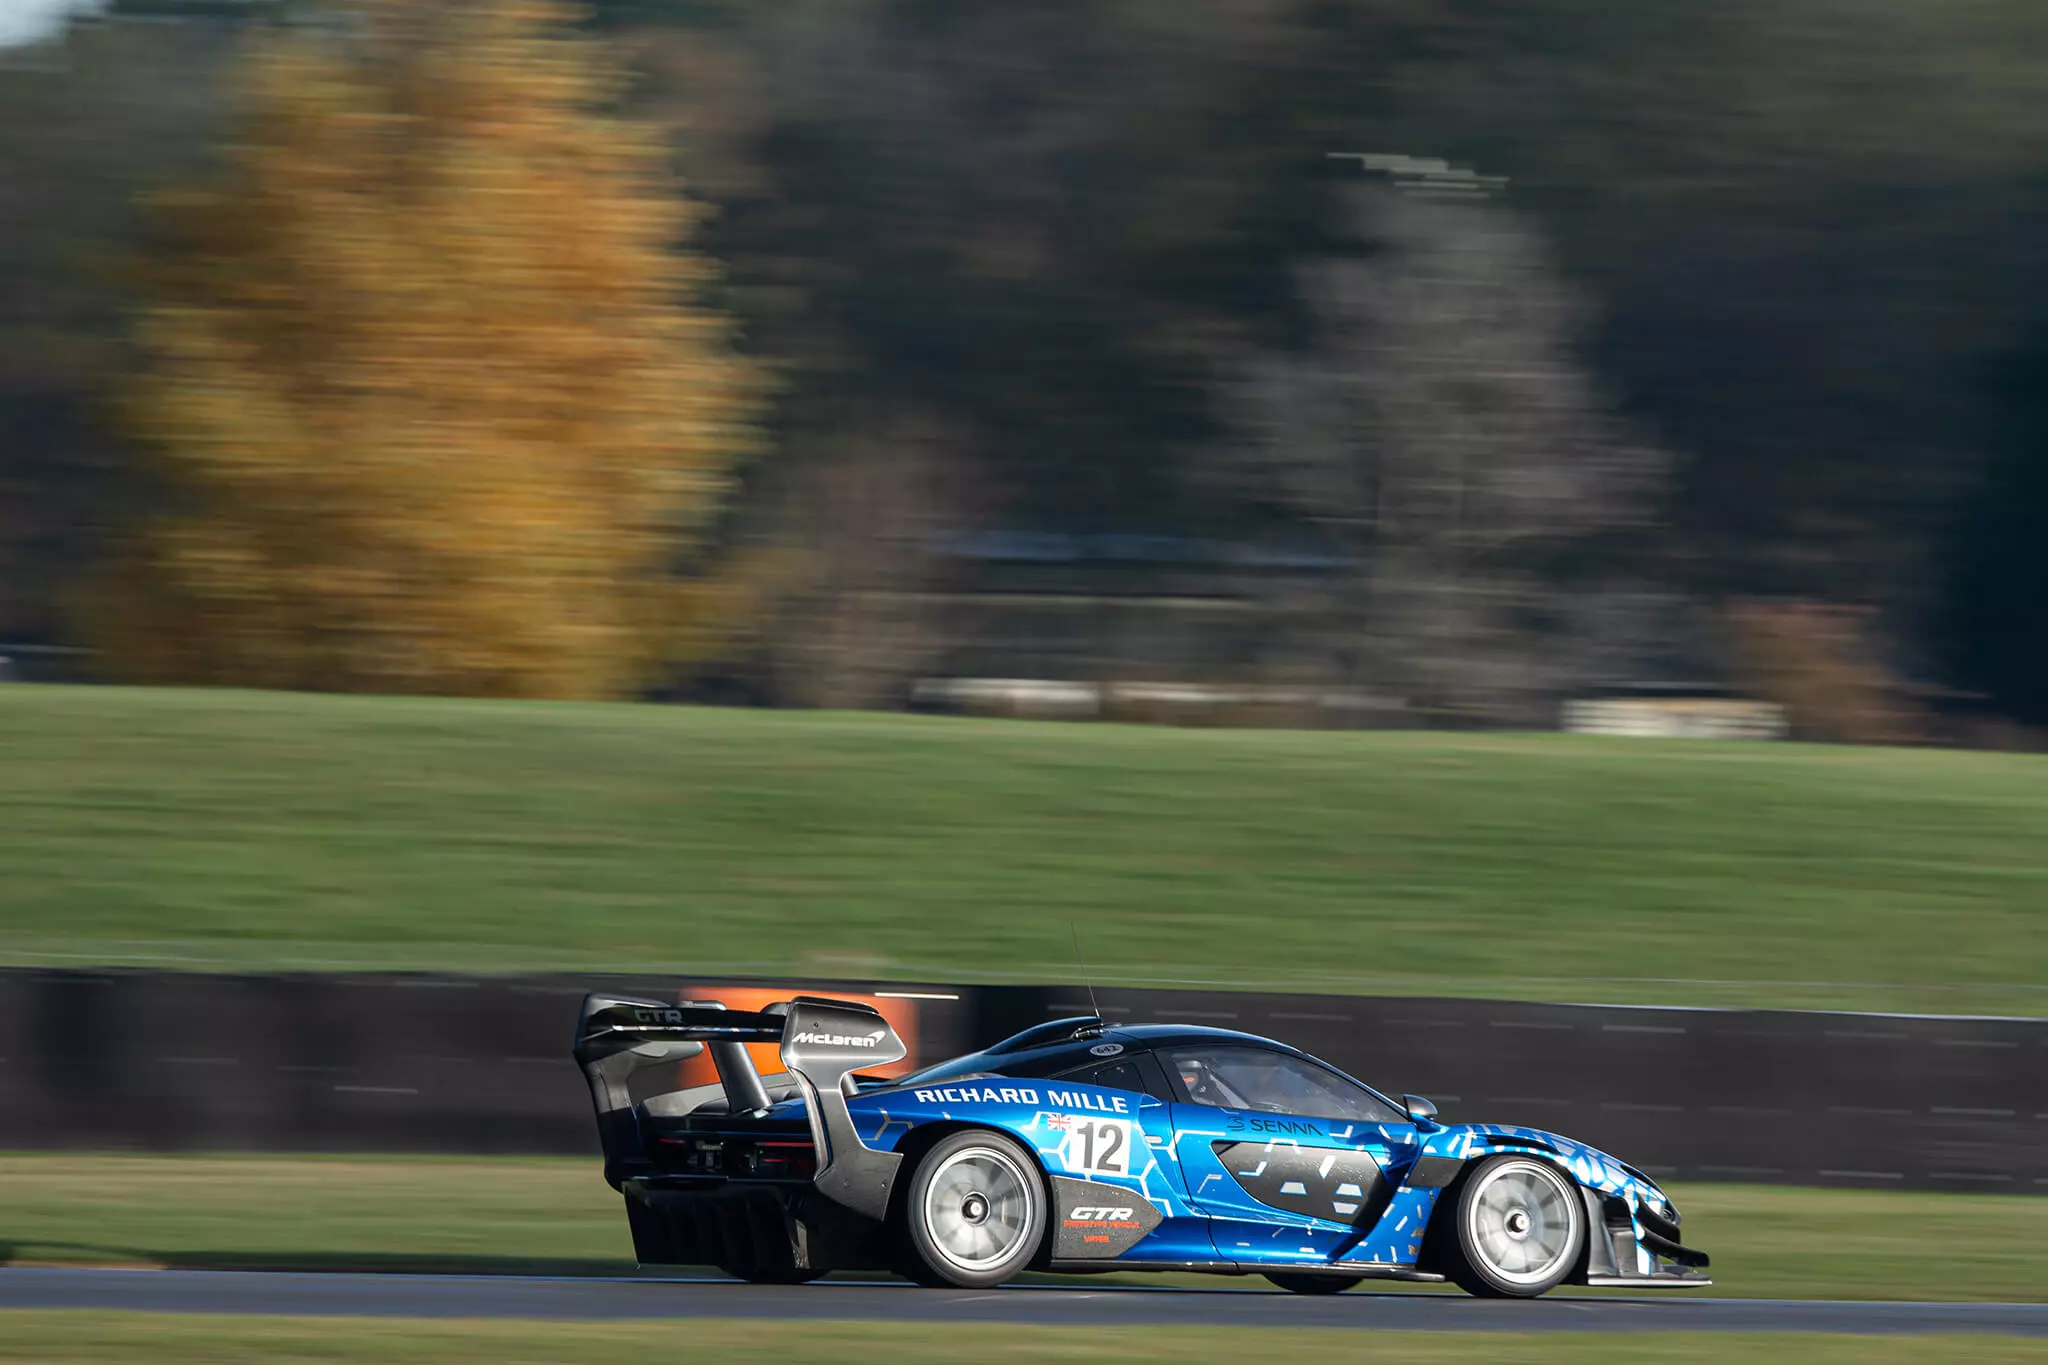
[2,686,2044,1012]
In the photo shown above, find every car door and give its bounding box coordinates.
[1041,1052,1215,1264]
[1161,1044,1422,1266]
[1044,1054,1181,1193]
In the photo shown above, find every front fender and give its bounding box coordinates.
[1417,1123,1664,1205]
[1409,1124,1704,1282]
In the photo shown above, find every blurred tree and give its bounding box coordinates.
[11,0,2048,721]
[1220,183,1672,724]
[0,18,233,647]
[744,404,978,709]
[85,0,759,697]
[1347,0,2048,623]
[1944,325,2048,726]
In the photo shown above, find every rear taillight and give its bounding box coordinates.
[749,1140,817,1179]
[654,1135,814,1179]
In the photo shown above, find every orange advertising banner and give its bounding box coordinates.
[672,985,923,1092]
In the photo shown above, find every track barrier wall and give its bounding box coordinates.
[0,970,2040,1193]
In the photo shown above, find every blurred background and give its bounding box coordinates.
[2,0,2046,741]
[1,0,2046,1357]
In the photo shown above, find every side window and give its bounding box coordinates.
[1167,1047,1402,1123]
[1054,1055,1173,1103]
[1058,1059,1143,1092]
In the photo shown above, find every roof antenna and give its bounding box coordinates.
[1070,921,1102,1022]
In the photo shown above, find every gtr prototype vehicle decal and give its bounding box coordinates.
[573,992,1710,1294]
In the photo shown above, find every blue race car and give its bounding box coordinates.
[573,992,1710,1296]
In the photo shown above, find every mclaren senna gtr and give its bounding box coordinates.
[572,992,1710,1296]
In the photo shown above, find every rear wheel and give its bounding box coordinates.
[1443,1155,1585,1298]
[899,1130,1046,1288]
[1264,1272,1364,1295]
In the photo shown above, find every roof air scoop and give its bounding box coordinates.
[985,1016,1108,1054]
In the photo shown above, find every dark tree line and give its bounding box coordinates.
[4,0,2047,726]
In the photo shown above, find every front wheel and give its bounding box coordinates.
[899,1130,1047,1288]
[1265,1272,1363,1295]
[1442,1154,1586,1298]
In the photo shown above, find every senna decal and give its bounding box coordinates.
[1049,1174,1163,1259]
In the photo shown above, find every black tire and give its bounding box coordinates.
[1440,1154,1585,1298]
[1265,1272,1364,1295]
[898,1129,1047,1288]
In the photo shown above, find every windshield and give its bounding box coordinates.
[1168,1046,1405,1123]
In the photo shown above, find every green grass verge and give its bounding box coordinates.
[4,1155,2044,1302]
[4,1316,2046,1364]
[4,686,2047,1011]
[5,1316,2048,1365]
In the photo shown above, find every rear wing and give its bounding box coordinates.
[572,992,907,1218]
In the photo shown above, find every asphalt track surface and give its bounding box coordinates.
[4,1269,2047,1335]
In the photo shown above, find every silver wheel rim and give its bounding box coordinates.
[1466,1160,1578,1286]
[922,1146,1033,1274]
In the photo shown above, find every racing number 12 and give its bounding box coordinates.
[1067,1118,1131,1176]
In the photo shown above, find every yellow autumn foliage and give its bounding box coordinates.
[87,0,761,698]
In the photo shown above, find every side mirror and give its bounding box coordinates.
[1402,1094,1438,1124]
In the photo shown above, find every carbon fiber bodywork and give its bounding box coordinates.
[574,995,1710,1288]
